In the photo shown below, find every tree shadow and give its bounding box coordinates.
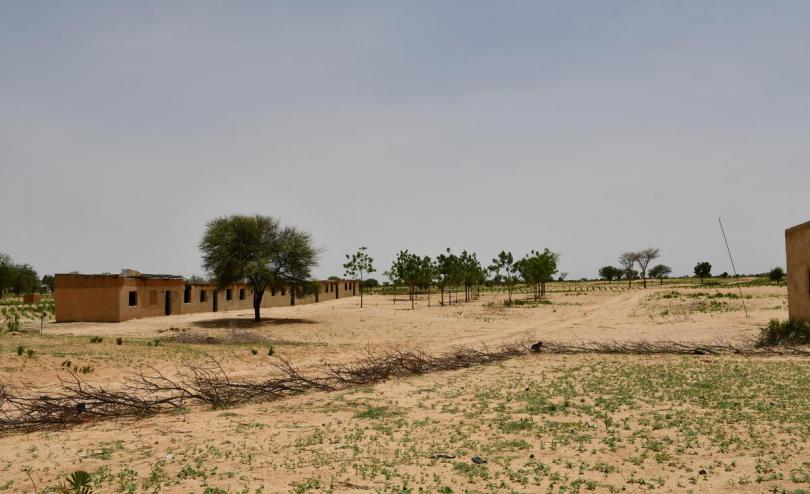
[191,317,317,329]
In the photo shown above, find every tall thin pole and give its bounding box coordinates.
[719,217,749,318]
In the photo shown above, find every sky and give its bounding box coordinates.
[1,1,809,281]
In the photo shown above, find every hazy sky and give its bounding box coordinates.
[1,1,809,281]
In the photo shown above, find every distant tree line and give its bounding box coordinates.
[0,252,51,298]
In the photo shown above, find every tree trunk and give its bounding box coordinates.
[440,286,444,307]
[360,278,364,309]
[410,285,415,310]
[253,286,264,322]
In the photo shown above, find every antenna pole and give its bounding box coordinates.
[719,217,749,318]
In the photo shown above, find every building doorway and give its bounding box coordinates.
[213,290,219,312]
[164,291,172,316]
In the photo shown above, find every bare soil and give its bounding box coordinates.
[1,282,804,493]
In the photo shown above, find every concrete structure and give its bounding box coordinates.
[786,220,810,322]
[55,270,358,322]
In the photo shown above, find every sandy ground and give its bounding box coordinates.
[1,284,786,389]
[0,283,801,493]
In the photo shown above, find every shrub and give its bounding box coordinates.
[251,348,258,355]
[26,348,34,358]
[89,336,103,343]
[768,267,785,283]
[116,337,123,345]
[267,345,275,356]
[16,345,24,356]
[759,319,810,346]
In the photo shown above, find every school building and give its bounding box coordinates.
[55,269,358,322]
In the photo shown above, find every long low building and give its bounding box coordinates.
[55,270,358,322]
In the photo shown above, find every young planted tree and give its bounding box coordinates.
[635,248,660,288]
[343,247,375,308]
[434,249,460,306]
[517,249,559,300]
[458,250,484,302]
[694,261,712,285]
[598,266,622,284]
[649,264,672,285]
[33,300,56,334]
[619,252,638,288]
[388,250,424,310]
[489,251,521,302]
[417,255,435,307]
[200,214,319,322]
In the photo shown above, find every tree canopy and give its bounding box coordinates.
[517,249,559,300]
[200,214,318,321]
[648,264,672,285]
[694,261,712,284]
[0,253,40,297]
[598,265,622,283]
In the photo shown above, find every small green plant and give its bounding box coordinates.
[57,470,93,493]
[89,336,103,343]
[251,348,258,355]
[16,345,24,356]
[267,345,274,356]
[26,348,34,358]
[115,337,123,345]
[759,319,810,346]
[1,306,21,332]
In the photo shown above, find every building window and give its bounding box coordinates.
[128,291,138,306]
[271,287,276,296]
[239,288,245,300]
[226,288,233,301]
[200,290,207,303]
[184,285,191,304]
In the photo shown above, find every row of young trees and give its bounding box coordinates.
[343,248,560,310]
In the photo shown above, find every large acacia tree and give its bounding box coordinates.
[200,214,319,321]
